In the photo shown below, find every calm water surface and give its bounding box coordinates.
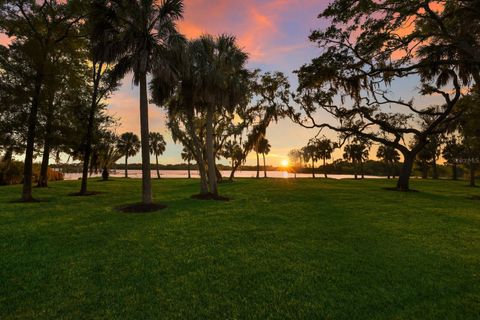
[63,170,385,180]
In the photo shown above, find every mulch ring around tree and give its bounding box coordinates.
[68,191,103,197]
[191,193,230,201]
[116,203,167,213]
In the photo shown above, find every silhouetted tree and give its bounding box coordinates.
[149,132,166,179]
[290,0,478,191]
[377,145,400,179]
[116,132,140,178]
[93,0,184,204]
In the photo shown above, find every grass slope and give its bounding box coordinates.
[0,178,479,319]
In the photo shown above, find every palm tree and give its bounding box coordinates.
[116,132,140,178]
[181,147,195,179]
[376,145,400,179]
[343,142,370,179]
[93,0,184,204]
[257,137,271,178]
[316,138,334,178]
[90,131,122,181]
[302,144,317,178]
[195,35,249,195]
[149,132,166,179]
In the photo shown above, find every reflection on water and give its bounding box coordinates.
[62,170,385,180]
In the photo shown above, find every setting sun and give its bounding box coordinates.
[281,159,289,167]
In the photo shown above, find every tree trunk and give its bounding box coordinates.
[452,164,458,180]
[432,158,439,179]
[124,156,128,178]
[360,160,364,179]
[312,159,315,178]
[156,154,160,179]
[256,151,260,179]
[397,153,414,191]
[422,161,428,179]
[37,140,50,188]
[387,161,391,179]
[353,160,358,180]
[206,105,218,196]
[21,69,44,202]
[187,160,191,179]
[263,153,267,178]
[139,72,153,204]
[102,167,109,181]
[470,165,476,187]
[80,64,100,195]
[38,99,54,188]
[215,165,223,183]
[323,157,327,178]
[187,110,208,194]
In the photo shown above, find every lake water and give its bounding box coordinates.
[62,170,385,180]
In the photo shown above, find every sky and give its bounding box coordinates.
[108,0,329,166]
[1,0,447,166]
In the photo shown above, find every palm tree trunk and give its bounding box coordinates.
[21,69,44,202]
[187,109,208,194]
[139,72,153,204]
[353,160,358,180]
[323,157,327,178]
[206,105,218,196]
[125,156,128,178]
[452,164,458,180]
[360,160,364,179]
[255,151,260,178]
[263,153,267,178]
[187,160,191,179]
[312,159,315,178]
[156,154,160,179]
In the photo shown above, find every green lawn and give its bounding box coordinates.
[0,178,479,319]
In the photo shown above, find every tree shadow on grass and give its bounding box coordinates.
[9,198,48,203]
[115,203,167,213]
[191,193,230,201]
[382,187,420,193]
[68,191,103,197]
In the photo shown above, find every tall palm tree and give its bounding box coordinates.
[116,132,140,178]
[149,132,166,179]
[376,145,400,179]
[93,0,184,204]
[316,138,334,178]
[257,137,271,178]
[181,146,194,179]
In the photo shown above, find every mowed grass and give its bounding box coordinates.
[0,178,479,319]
